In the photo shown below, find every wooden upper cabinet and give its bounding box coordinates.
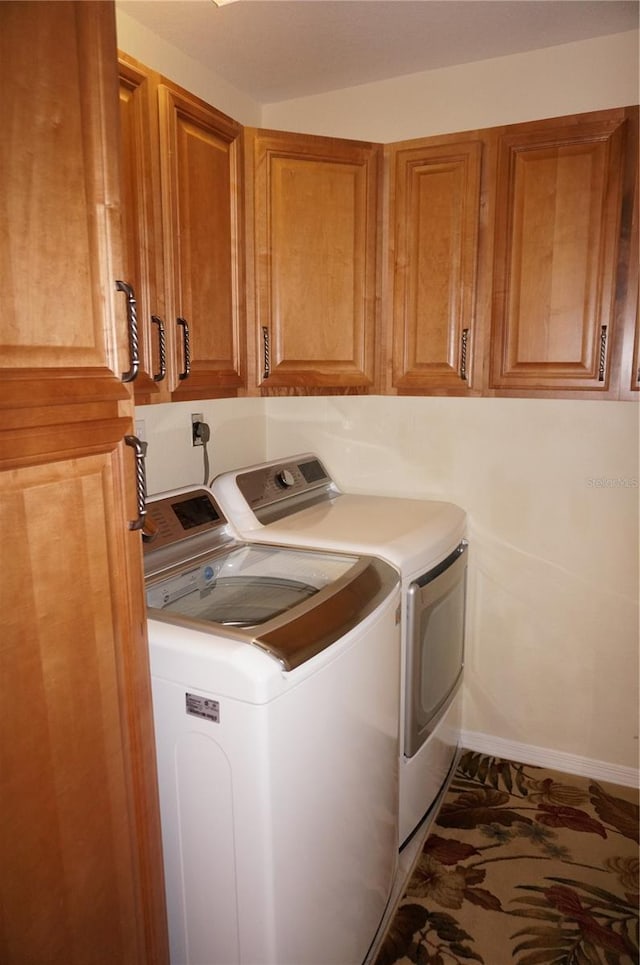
[388,137,483,393]
[616,115,639,401]
[1,0,130,405]
[159,84,245,401]
[117,56,245,403]
[617,267,640,399]
[617,250,639,401]
[488,107,637,395]
[628,294,640,397]
[118,56,167,401]
[249,129,381,392]
[116,76,637,401]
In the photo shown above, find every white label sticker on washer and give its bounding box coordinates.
[185,693,220,723]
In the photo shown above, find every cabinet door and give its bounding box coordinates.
[389,138,483,392]
[0,1,130,398]
[251,130,381,391]
[0,441,164,965]
[617,240,639,400]
[0,4,168,962]
[616,117,639,401]
[118,56,169,403]
[488,108,632,394]
[159,85,245,401]
[628,296,640,397]
[617,272,639,400]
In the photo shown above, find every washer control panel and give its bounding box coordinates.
[143,487,236,577]
[145,488,225,548]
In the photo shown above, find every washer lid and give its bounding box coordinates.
[146,543,355,621]
[162,575,318,628]
[146,543,399,671]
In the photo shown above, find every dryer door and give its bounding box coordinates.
[404,541,468,757]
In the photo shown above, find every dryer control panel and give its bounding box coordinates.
[234,454,339,523]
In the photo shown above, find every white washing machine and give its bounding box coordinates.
[212,454,468,848]
[143,486,401,965]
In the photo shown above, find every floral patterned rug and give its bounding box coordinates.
[375,751,639,965]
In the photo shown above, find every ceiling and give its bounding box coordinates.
[116,0,639,104]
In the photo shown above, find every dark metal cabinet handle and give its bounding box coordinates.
[151,315,166,382]
[116,280,140,383]
[460,328,469,381]
[177,317,191,380]
[262,326,270,380]
[124,435,147,531]
[598,325,607,382]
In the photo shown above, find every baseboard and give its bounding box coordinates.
[461,730,639,789]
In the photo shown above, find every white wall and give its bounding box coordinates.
[137,398,267,494]
[121,19,640,777]
[263,396,639,776]
[262,30,639,140]
[115,8,262,124]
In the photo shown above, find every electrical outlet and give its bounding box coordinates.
[191,412,204,446]
[135,419,145,442]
